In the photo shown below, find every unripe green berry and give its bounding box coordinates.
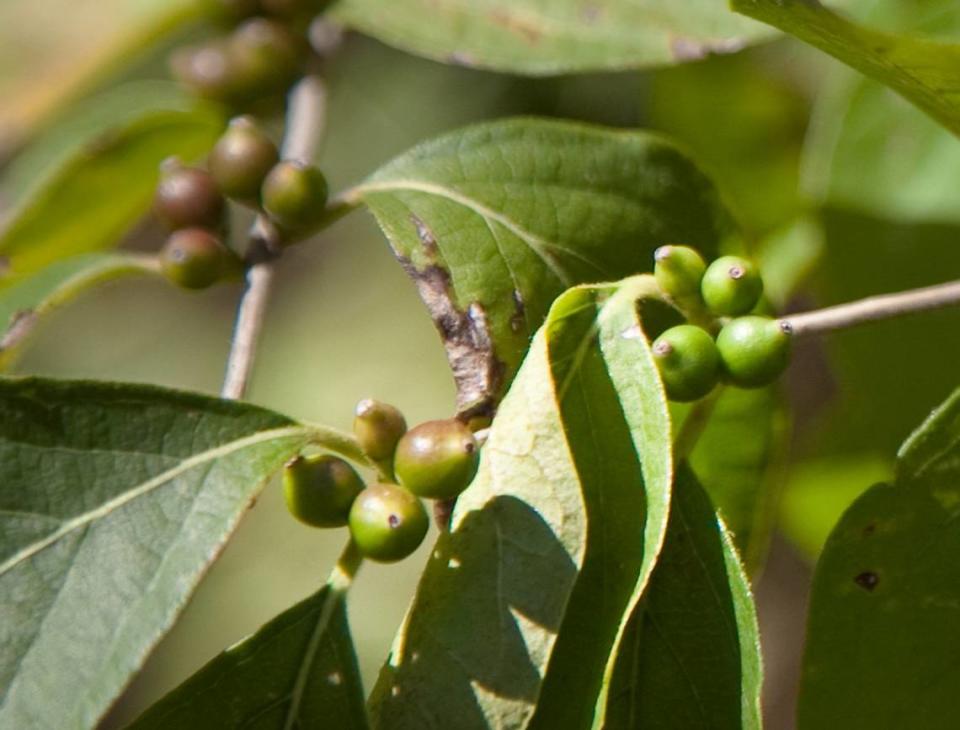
[261,160,328,232]
[282,454,365,528]
[154,161,225,230]
[353,399,407,461]
[348,483,429,563]
[701,255,764,317]
[654,244,707,304]
[209,116,279,204]
[394,419,479,500]
[229,17,306,96]
[169,42,243,103]
[160,228,238,290]
[651,324,720,402]
[716,316,792,388]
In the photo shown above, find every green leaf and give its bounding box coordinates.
[128,584,368,730]
[732,0,960,136]
[0,1,202,150]
[690,386,787,571]
[353,117,731,415]
[799,389,960,728]
[604,464,762,730]
[0,101,222,284]
[366,277,673,729]
[803,70,960,223]
[0,253,160,370]
[0,378,314,729]
[333,0,770,75]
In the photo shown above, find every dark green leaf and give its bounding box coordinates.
[129,585,368,730]
[0,253,160,370]
[333,0,770,75]
[604,464,762,729]
[732,0,960,136]
[366,277,673,729]
[0,379,314,729]
[354,117,731,414]
[799,389,960,728]
[0,102,222,284]
[690,386,787,570]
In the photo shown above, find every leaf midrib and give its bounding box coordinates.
[0,425,309,577]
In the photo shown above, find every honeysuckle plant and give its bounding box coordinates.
[3,1,960,729]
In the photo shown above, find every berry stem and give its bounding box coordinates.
[780,279,960,337]
[221,70,332,400]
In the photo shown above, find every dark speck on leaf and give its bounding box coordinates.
[854,571,879,591]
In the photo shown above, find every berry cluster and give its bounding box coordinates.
[282,400,481,563]
[651,245,792,402]
[156,2,333,290]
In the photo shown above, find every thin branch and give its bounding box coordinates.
[220,73,330,400]
[780,279,960,337]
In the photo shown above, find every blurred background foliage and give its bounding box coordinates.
[3,1,960,727]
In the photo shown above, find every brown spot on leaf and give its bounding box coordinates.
[669,36,746,62]
[489,8,542,45]
[862,522,877,537]
[409,213,439,258]
[854,571,879,591]
[0,309,39,352]
[396,256,505,419]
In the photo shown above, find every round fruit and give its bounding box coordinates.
[160,228,237,290]
[154,161,225,230]
[169,42,242,102]
[716,316,792,388]
[209,116,279,204]
[261,161,328,232]
[654,244,707,304]
[282,454,364,528]
[229,17,306,95]
[348,483,429,563]
[353,399,407,461]
[701,255,763,317]
[394,420,479,500]
[651,324,720,402]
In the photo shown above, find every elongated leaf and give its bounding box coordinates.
[799,389,960,728]
[690,386,787,570]
[0,253,160,370]
[604,464,762,729]
[334,0,770,75]
[0,0,201,151]
[354,117,731,415]
[0,103,222,284]
[366,277,672,729]
[733,0,960,136]
[129,584,368,730]
[0,379,314,729]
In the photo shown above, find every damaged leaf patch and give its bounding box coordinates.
[354,118,732,413]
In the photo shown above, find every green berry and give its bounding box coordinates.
[261,160,328,232]
[716,316,792,388]
[348,483,429,563]
[154,161,225,230]
[209,116,279,204]
[701,255,763,317]
[160,228,238,290]
[229,17,306,96]
[282,454,365,528]
[394,419,479,500]
[654,244,707,304]
[353,399,407,461]
[169,42,243,103]
[651,324,720,402]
